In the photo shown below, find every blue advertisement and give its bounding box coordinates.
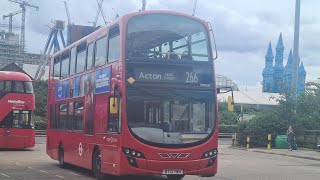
[73,76,81,97]
[95,67,111,94]
[55,80,69,100]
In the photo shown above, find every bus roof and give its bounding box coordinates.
[51,10,208,58]
[0,71,33,81]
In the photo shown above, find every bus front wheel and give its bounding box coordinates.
[167,175,185,180]
[58,144,66,168]
[92,149,105,180]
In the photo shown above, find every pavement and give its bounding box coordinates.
[231,146,320,161]
[1,138,320,180]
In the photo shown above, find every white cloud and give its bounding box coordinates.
[0,0,319,89]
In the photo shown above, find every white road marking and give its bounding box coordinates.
[0,172,12,178]
[56,175,65,179]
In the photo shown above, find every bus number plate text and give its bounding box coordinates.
[162,169,183,175]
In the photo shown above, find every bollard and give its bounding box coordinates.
[232,134,235,146]
[267,134,271,150]
[246,136,250,149]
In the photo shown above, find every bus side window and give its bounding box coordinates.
[108,26,120,63]
[67,102,74,130]
[95,36,107,67]
[86,43,94,70]
[4,81,12,92]
[70,47,77,76]
[60,51,70,78]
[58,103,67,130]
[74,101,83,131]
[13,81,25,93]
[76,42,87,74]
[0,81,4,98]
[53,55,61,79]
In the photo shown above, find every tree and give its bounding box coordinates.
[33,80,48,117]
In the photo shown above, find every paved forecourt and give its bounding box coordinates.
[1,137,320,180]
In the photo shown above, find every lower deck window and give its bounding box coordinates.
[0,110,32,129]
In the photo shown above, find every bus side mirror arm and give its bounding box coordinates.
[207,21,218,60]
[217,86,234,112]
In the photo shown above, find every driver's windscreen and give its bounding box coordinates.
[126,14,209,62]
[126,87,215,145]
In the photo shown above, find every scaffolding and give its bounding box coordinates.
[0,30,41,69]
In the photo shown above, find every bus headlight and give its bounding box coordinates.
[201,149,218,159]
[122,147,145,159]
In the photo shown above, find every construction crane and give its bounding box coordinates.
[142,0,146,11]
[8,0,39,53]
[192,0,198,16]
[62,1,71,25]
[89,0,107,27]
[0,23,20,30]
[3,10,22,33]
[34,20,66,80]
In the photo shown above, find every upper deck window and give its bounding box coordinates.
[76,42,87,74]
[24,82,34,94]
[95,36,107,67]
[126,14,210,62]
[108,26,120,63]
[53,56,61,78]
[60,51,70,78]
[70,47,77,76]
[14,81,24,93]
[86,43,94,70]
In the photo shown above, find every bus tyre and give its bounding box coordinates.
[58,144,66,168]
[93,149,105,180]
[167,175,185,180]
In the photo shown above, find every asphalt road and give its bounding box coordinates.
[1,137,320,180]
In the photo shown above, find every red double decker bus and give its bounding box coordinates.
[0,71,35,149]
[47,10,218,179]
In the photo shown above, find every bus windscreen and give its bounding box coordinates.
[126,14,210,62]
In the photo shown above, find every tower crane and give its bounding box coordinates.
[8,0,39,53]
[34,20,66,80]
[3,10,22,33]
[0,24,20,30]
[89,0,107,27]
[62,1,71,25]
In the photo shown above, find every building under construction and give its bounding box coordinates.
[0,0,41,69]
[0,30,42,69]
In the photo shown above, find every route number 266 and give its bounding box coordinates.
[185,72,198,83]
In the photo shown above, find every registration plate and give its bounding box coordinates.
[162,169,183,175]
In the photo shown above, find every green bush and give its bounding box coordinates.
[219,124,237,133]
[33,80,48,118]
[32,115,46,130]
[236,90,320,148]
[218,102,238,125]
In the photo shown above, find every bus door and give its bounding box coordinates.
[5,111,30,148]
[101,96,121,174]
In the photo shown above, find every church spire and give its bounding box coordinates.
[273,33,285,93]
[262,42,274,92]
[297,61,306,94]
[298,61,306,75]
[285,49,293,68]
[265,41,274,66]
[276,33,284,52]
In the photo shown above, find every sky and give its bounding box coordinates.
[0,0,319,91]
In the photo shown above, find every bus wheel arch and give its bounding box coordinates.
[58,142,66,168]
[92,145,105,179]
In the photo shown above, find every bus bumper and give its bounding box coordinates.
[106,155,217,176]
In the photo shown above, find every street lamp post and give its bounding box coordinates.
[291,0,301,96]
